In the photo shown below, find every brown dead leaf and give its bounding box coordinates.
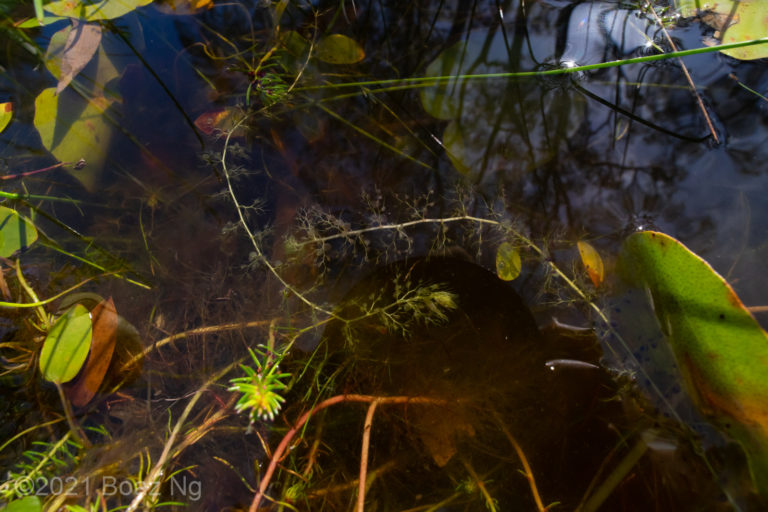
[56,20,102,94]
[414,406,475,467]
[65,297,118,407]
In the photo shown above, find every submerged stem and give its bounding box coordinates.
[249,394,451,512]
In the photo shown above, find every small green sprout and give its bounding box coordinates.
[229,347,290,423]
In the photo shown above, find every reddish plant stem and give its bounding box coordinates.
[356,398,381,512]
[249,394,449,512]
[1,159,84,180]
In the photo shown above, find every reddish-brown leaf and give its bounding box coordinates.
[65,297,118,407]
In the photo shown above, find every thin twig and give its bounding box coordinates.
[120,319,272,372]
[646,2,719,143]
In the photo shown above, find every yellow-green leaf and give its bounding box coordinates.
[577,240,604,288]
[495,242,521,281]
[677,0,768,60]
[40,304,93,384]
[315,34,365,64]
[1,496,42,512]
[620,230,768,497]
[33,87,115,191]
[64,298,118,406]
[44,0,154,21]
[0,206,38,257]
[0,102,13,134]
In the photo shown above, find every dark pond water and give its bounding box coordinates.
[2,0,768,510]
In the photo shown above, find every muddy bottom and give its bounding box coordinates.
[289,257,722,510]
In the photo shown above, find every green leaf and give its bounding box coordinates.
[44,0,154,21]
[0,102,13,134]
[2,496,42,512]
[620,230,768,497]
[0,206,38,257]
[33,0,43,23]
[33,87,115,191]
[678,0,768,60]
[495,242,521,281]
[40,304,93,384]
[314,34,365,64]
[18,15,68,27]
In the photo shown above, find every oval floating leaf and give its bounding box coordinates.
[315,34,365,64]
[44,0,154,21]
[495,242,521,281]
[2,496,42,512]
[0,101,13,134]
[34,87,115,191]
[718,2,768,60]
[65,298,118,406]
[620,230,768,497]
[40,304,92,384]
[0,206,38,257]
[577,240,604,288]
[678,0,768,60]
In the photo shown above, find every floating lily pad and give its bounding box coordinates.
[620,230,768,497]
[40,304,93,384]
[0,206,38,257]
[678,0,768,60]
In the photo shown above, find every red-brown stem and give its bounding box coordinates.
[0,161,67,180]
[356,398,381,512]
[249,394,449,512]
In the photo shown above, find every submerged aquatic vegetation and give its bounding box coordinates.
[229,347,290,423]
[3,0,768,511]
